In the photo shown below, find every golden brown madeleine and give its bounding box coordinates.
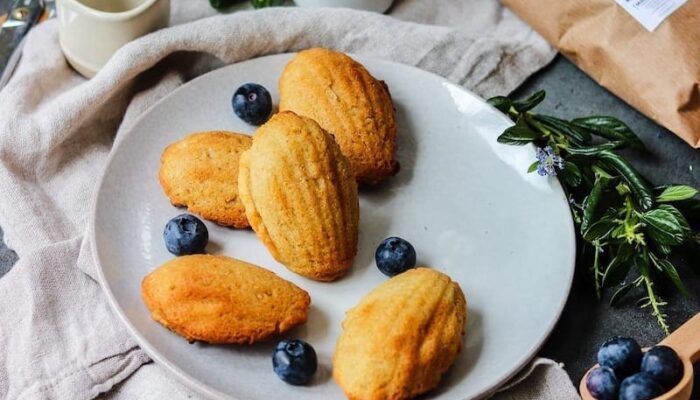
[239,112,359,281]
[279,48,398,185]
[141,255,310,344]
[333,268,467,400]
[159,131,252,228]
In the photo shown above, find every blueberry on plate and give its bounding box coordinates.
[618,372,664,400]
[232,83,272,125]
[586,366,619,400]
[375,237,417,277]
[641,345,682,389]
[597,336,643,378]
[163,214,208,255]
[272,339,317,385]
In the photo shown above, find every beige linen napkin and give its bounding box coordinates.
[0,1,578,399]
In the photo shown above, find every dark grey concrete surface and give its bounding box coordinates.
[513,56,699,396]
[0,55,697,397]
[0,228,17,278]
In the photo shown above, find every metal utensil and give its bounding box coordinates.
[0,0,45,88]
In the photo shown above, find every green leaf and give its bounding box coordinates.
[657,185,698,203]
[250,0,285,7]
[602,244,635,287]
[512,90,545,112]
[659,204,692,237]
[209,0,241,8]
[657,243,673,255]
[581,177,609,232]
[497,125,542,145]
[527,161,539,173]
[571,116,646,150]
[560,162,582,187]
[649,253,691,298]
[565,142,625,156]
[487,96,513,114]
[534,115,591,144]
[641,207,690,246]
[597,151,655,211]
[583,218,616,241]
[610,283,635,306]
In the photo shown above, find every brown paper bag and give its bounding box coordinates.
[502,0,700,148]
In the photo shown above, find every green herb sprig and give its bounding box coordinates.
[208,0,284,10]
[488,90,700,333]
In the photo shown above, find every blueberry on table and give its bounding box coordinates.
[232,83,272,125]
[641,345,682,389]
[585,366,619,400]
[375,237,417,277]
[272,339,317,385]
[597,336,643,377]
[163,214,209,256]
[618,372,664,400]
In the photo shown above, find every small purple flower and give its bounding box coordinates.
[535,146,565,176]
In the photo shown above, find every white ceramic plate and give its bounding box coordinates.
[92,54,576,400]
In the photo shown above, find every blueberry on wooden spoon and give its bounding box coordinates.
[597,336,642,377]
[641,346,683,389]
[585,366,619,400]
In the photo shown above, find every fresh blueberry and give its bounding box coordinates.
[375,237,417,277]
[272,339,317,385]
[163,214,208,255]
[597,336,643,377]
[232,83,272,125]
[585,366,619,400]
[641,345,682,389]
[619,372,664,400]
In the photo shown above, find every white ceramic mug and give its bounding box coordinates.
[293,0,394,13]
[56,0,170,78]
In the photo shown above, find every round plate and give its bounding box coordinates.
[92,54,575,400]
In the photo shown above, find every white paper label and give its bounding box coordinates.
[615,0,688,31]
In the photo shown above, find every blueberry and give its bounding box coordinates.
[232,83,272,125]
[163,214,208,255]
[641,345,682,389]
[375,237,417,277]
[597,336,642,378]
[272,339,317,385]
[585,366,619,400]
[619,372,664,400]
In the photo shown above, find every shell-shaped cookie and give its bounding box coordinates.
[238,112,359,281]
[333,268,467,400]
[279,48,398,185]
[159,131,252,228]
[141,255,310,344]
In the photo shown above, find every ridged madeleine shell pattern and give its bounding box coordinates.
[279,48,398,185]
[141,255,310,344]
[333,268,467,400]
[239,112,359,281]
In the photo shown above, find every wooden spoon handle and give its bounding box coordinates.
[660,312,700,362]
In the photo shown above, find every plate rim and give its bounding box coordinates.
[89,52,577,400]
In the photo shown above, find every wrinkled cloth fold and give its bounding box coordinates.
[0,1,578,399]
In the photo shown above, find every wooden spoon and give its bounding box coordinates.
[580,313,700,400]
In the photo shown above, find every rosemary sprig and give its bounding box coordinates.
[488,91,700,334]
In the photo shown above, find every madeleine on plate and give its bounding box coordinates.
[238,112,359,281]
[333,268,467,399]
[279,48,398,185]
[159,131,252,228]
[141,255,310,344]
